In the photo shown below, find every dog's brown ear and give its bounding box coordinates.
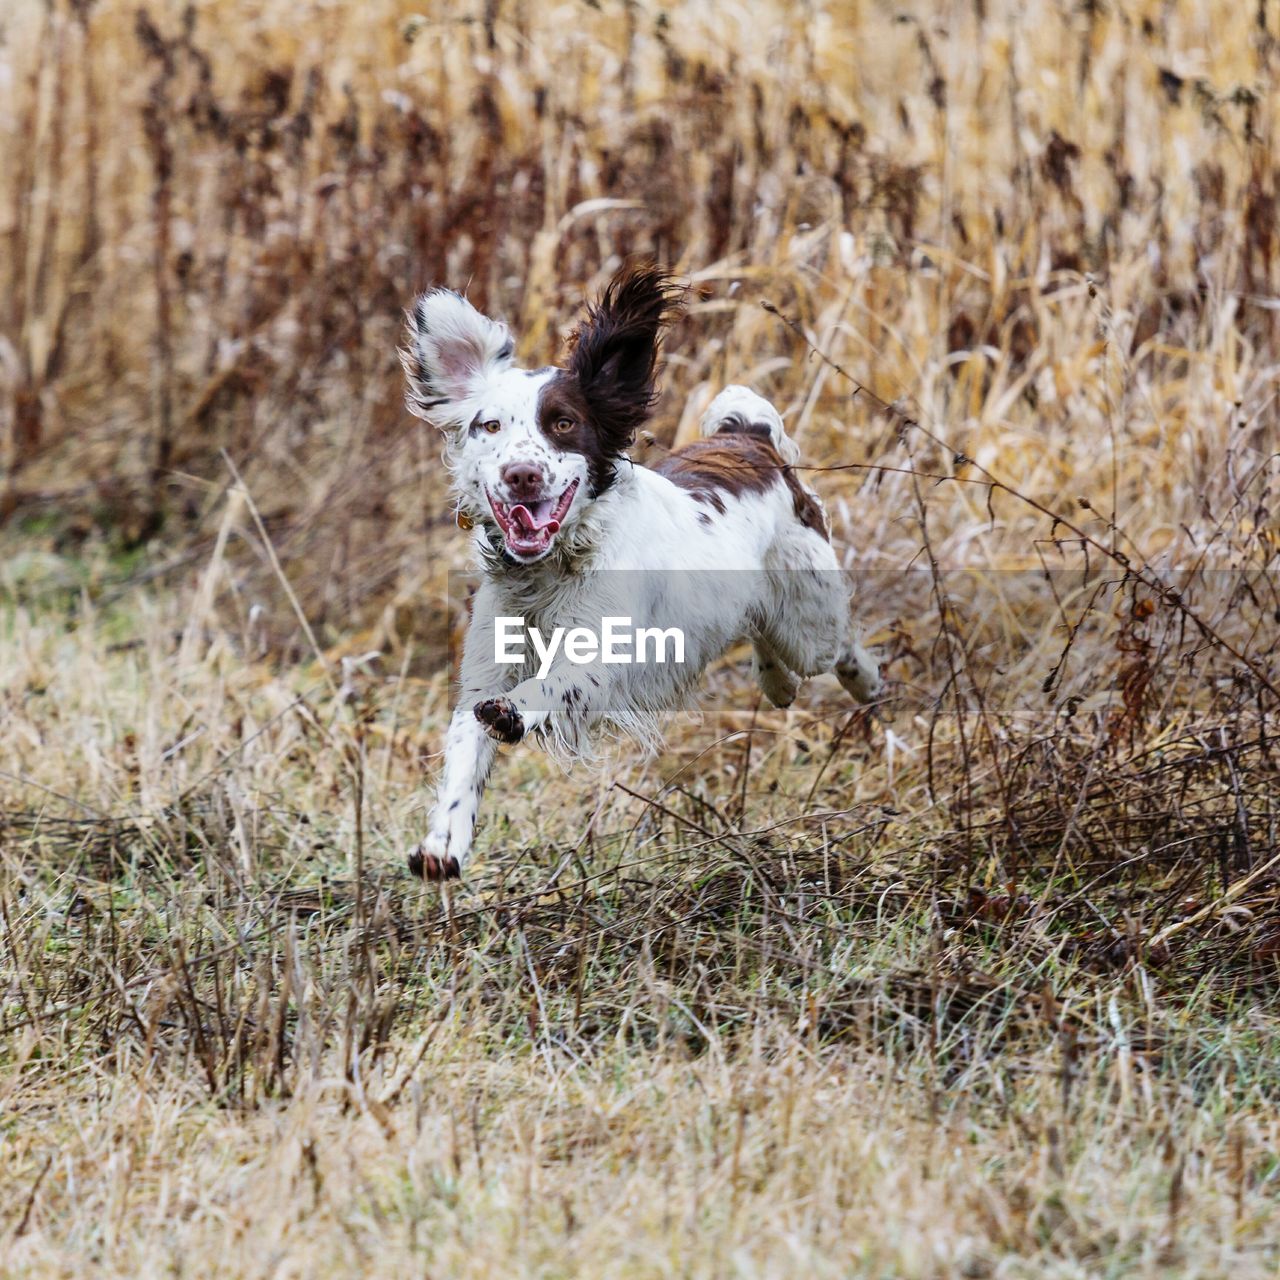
[403,290,515,426]
[568,265,684,454]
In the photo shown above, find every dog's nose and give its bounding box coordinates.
[500,462,544,498]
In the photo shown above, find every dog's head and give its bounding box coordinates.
[404,265,682,565]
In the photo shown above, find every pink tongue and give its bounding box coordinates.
[510,504,559,535]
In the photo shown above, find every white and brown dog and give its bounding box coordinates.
[403,266,880,879]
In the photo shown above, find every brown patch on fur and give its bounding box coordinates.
[536,371,614,496]
[566,266,683,429]
[536,265,684,495]
[652,433,828,537]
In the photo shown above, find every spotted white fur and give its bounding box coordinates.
[402,279,880,880]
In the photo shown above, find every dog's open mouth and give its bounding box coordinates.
[486,479,580,558]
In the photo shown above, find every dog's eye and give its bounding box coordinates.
[482,420,501,434]
[552,417,575,434]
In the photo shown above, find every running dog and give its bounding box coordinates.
[402,265,880,879]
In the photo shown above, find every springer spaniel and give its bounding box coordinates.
[402,266,880,879]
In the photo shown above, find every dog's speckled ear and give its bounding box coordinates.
[403,290,515,425]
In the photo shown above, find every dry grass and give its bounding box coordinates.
[3,0,1280,1275]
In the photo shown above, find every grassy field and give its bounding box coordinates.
[3,0,1280,1275]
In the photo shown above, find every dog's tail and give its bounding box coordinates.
[698,385,799,464]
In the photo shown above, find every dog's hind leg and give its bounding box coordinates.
[761,526,881,702]
[761,606,881,705]
[835,639,882,702]
[752,635,802,708]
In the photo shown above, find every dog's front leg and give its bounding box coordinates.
[409,702,500,880]
[410,600,511,881]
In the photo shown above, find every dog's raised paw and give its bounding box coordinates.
[408,841,461,881]
[474,697,525,744]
